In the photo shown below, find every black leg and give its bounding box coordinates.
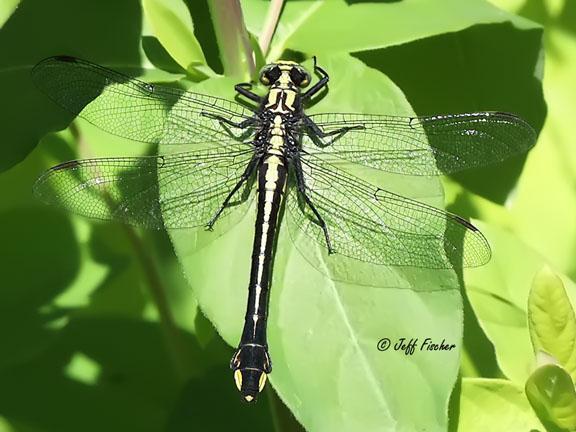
[302,57,330,101]
[206,156,260,230]
[235,83,262,103]
[200,111,256,129]
[304,115,365,147]
[292,157,334,254]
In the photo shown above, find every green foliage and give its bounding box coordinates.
[0,0,19,28]
[142,0,205,67]
[528,268,576,382]
[2,0,574,431]
[526,364,576,431]
[458,378,542,431]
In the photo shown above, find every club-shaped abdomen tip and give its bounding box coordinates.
[230,344,271,403]
[233,368,268,403]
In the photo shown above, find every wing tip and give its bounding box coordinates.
[32,171,53,203]
[33,55,77,73]
[32,160,81,201]
[484,111,538,149]
[446,213,492,268]
[53,55,78,63]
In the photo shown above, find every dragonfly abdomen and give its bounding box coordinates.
[230,151,287,402]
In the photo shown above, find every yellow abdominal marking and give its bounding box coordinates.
[254,163,282,299]
[258,372,267,391]
[234,369,243,391]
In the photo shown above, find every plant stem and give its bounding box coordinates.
[121,225,192,382]
[208,0,255,80]
[71,123,192,383]
[259,0,284,57]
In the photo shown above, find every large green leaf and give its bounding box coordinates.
[458,378,543,431]
[464,222,576,384]
[168,54,462,431]
[278,0,537,54]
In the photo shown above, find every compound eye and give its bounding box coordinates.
[300,71,311,87]
[259,66,281,85]
[290,67,311,87]
[259,68,270,85]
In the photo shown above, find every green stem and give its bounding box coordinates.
[259,0,284,56]
[208,0,255,80]
[121,226,192,382]
[71,123,192,383]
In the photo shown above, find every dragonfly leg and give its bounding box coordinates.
[206,156,260,230]
[302,56,329,101]
[293,157,334,254]
[235,83,262,103]
[304,115,365,147]
[200,111,256,129]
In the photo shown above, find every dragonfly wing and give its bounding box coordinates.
[32,56,256,146]
[287,153,490,269]
[34,145,256,229]
[303,112,536,175]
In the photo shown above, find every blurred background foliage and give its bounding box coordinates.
[0,0,574,431]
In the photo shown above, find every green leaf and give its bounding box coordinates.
[356,23,544,204]
[458,378,543,431]
[141,0,208,75]
[526,364,576,431]
[464,222,576,384]
[0,0,19,28]
[168,54,462,431]
[0,0,146,173]
[528,267,576,382]
[279,0,538,55]
[490,0,576,281]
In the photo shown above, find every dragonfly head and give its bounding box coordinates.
[259,61,311,88]
[230,345,271,403]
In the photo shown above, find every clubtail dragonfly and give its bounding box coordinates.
[32,56,536,402]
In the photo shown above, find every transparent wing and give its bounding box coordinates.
[303,112,536,175]
[287,154,491,269]
[33,145,255,229]
[32,56,257,146]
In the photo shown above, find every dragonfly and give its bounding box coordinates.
[32,55,536,403]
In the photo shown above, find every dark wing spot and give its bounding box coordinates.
[52,160,81,171]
